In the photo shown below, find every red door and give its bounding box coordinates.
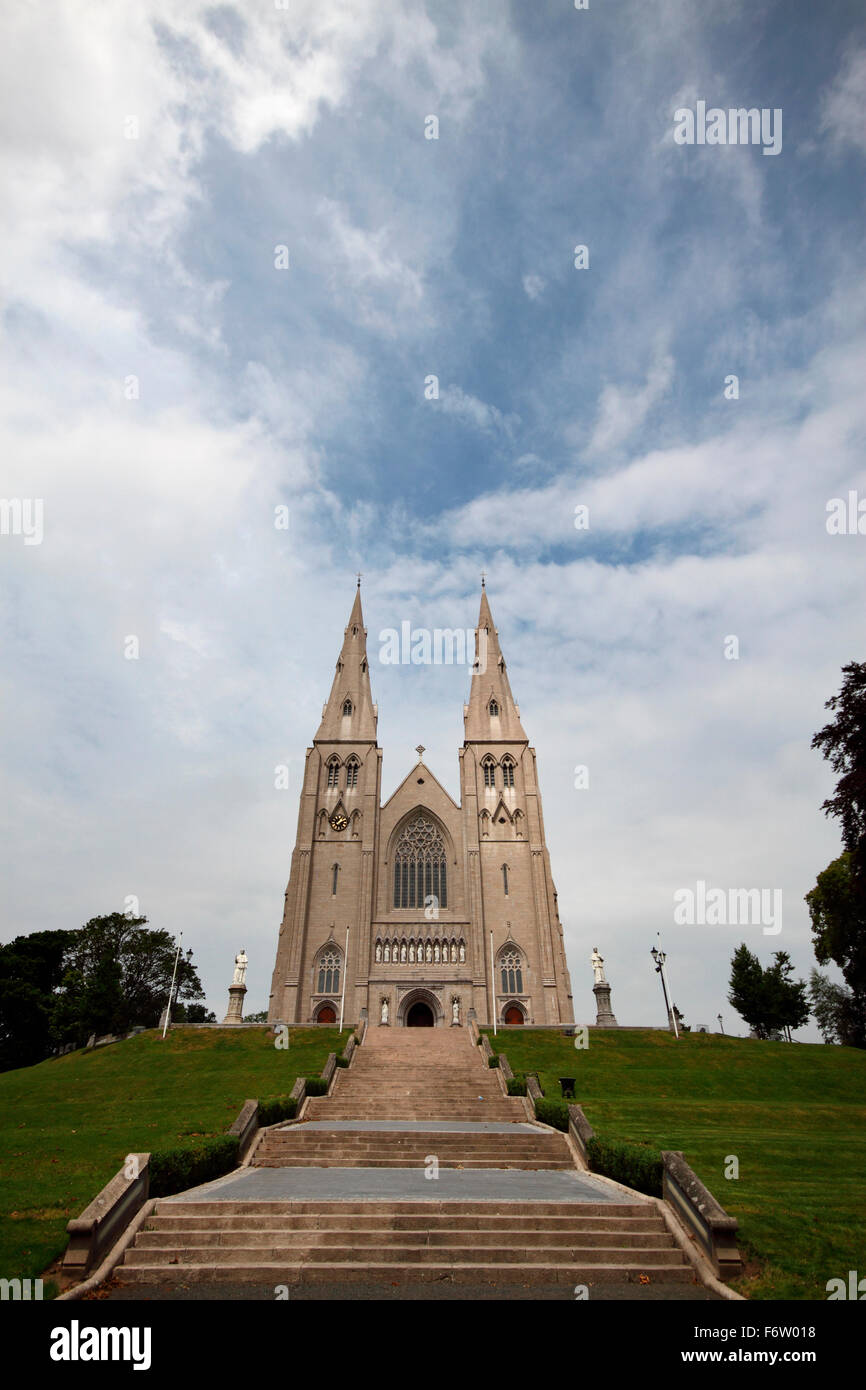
[318,1005,336,1023]
[504,1006,523,1025]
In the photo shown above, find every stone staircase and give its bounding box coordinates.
[112,1025,696,1292]
[254,1127,574,1170]
[118,1198,694,1287]
[302,1024,526,1122]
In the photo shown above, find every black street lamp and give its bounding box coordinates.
[651,945,678,1039]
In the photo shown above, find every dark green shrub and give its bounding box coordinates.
[487,1054,500,1068]
[506,1076,527,1096]
[336,1055,350,1068]
[534,1097,570,1131]
[149,1134,240,1198]
[304,1077,329,1096]
[257,1095,297,1126]
[586,1136,664,1197]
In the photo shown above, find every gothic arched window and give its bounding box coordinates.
[499,948,523,995]
[346,757,359,788]
[502,757,515,788]
[327,758,340,788]
[331,863,340,896]
[482,758,496,788]
[502,864,509,896]
[317,948,341,995]
[489,699,499,717]
[342,699,353,716]
[393,815,448,909]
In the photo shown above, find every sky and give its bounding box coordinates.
[1,0,864,1040]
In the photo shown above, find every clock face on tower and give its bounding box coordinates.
[329,809,348,832]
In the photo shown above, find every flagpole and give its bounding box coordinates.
[162,933,183,1039]
[490,929,497,1036]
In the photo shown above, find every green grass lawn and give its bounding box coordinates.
[482,1027,866,1300]
[0,1025,349,1292]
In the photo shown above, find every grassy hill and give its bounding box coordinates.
[0,1025,349,1291]
[483,1026,866,1300]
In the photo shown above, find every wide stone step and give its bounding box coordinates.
[156,1200,652,1218]
[124,1243,685,1267]
[135,1229,675,1250]
[147,1212,663,1233]
[116,1261,695,1286]
[253,1157,574,1169]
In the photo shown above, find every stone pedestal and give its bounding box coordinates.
[223,983,247,1025]
[593,981,618,1028]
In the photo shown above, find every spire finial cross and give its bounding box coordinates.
[480,569,486,589]
[415,744,425,762]
[356,571,362,587]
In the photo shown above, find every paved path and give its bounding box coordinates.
[162,1165,640,1205]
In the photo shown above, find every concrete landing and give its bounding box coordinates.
[163,1166,641,1205]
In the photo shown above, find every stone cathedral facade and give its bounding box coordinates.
[268,584,575,1028]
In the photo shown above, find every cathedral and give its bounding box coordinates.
[268,583,575,1028]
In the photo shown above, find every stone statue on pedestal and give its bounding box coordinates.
[591,946,618,1028]
[232,949,248,987]
[223,948,248,1025]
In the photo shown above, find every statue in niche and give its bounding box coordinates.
[384,943,390,963]
[409,942,415,963]
[451,997,460,1025]
[375,942,382,963]
[434,942,440,963]
[401,942,407,963]
[459,942,466,963]
[380,997,389,1025]
[426,942,432,963]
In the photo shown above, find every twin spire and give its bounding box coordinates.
[314,581,527,746]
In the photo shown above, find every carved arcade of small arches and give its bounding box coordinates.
[375,936,466,965]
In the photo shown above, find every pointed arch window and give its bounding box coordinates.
[331,863,340,896]
[502,757,515,788]
[342,699,353,717]
[393,815,448,909]
[317,948,341,995]
[502,864,509,896]
[327,758,340,788]
[482,757,496,788]
[346,758,359,788]
[489,699,499,717]
[499,948,523,995]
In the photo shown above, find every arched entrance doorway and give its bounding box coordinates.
[406,1001,434,1027]
[504,1006,524,1025]
[317,1005,336,1024]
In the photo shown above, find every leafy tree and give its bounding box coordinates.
[176,1003,216,1023]
[243,1010,268,1023]
[728,944,809,1040]
[52,914,204,1048]
[805,852,866,1018]
[0,931,71,1071]
[809,969,866,1047]
[763,951,810,1040]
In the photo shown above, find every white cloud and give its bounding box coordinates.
[820,43,866,154]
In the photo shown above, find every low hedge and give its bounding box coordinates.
[487,1055,500,1068]
[336,1056,350,1068]
[586,1136,664,1197]
[149,1134,240,1198]
[533,1097,570,1132]
[506,1076,527,1096]
[257,1095,298,1126]
[304,1077,330,1096]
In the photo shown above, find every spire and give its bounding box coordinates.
[314,583,378,743]
[464,587,527,743]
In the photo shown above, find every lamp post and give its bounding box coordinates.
[717,1013,725,1035]
[651,945,678,1039]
